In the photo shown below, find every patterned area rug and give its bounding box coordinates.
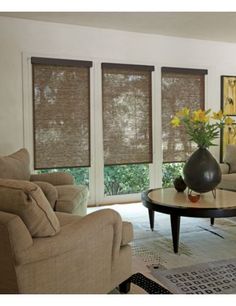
[112,203,236,270]
[89,203,236,293]
[151,259,236,294]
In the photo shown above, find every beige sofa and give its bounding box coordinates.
[218,144,236,191]
[0,148,88,216]
[0,179,133,293]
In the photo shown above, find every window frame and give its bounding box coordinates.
[99,61,158,204]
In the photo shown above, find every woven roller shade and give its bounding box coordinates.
[31,57,92,169]
[102,63,154,166]
[161,67,207,163]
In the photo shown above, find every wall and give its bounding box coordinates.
[1,15,236,160]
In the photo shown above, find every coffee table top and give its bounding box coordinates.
[142,188,236,218]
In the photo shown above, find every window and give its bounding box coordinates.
[162,162,185,188]
[31,57,92,169]
[161,67,208,163]
[104,164,150,196]
[102,63,154,165]
[102,63,154,195]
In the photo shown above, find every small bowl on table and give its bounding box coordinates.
[188,193,200,203]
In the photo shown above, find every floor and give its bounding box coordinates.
[88,201,236,294]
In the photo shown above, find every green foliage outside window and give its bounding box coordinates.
[162,162,184,187]
[104,164,150,196]
[37,162,184,196]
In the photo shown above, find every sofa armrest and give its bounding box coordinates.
[30,172,74,186]
[15,209,131,265]
[0,211,33,259]
[0,211,33,293]
[55,185,88,215]
[121,221,133,246]
[219,163,230,174]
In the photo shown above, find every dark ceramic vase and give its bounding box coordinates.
[173,176,187,192]
[183,147,222,193]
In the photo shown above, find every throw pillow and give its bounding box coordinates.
[33,181,58,209]
[0,179,60,237]
[224,144,236,173]
[0,148,31,180]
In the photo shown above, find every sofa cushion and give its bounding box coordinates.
[0,179,60,237]
[224,144,236,173]
[33,181,58,209]
[0,148,30,180]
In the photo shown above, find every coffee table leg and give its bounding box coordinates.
[170,214,181,254]
[148,209,155,231]
[210,218,214,226]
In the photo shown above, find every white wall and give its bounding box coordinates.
[1,15,236,160]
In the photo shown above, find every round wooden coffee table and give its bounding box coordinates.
[141,188,236,253]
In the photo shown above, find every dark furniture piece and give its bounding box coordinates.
[142,188,236,253]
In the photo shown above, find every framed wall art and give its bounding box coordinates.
[221,75,236,115]
[220,122,236,162]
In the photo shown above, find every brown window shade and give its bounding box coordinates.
[31,57,92,169]
[162,67,207,163]
[102,63,154,166]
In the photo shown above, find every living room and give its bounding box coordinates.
[1,0,236,302]
[1,12,236,203]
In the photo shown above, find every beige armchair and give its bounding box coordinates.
[0,179,133,293]
[0,148,88,216]
[218,144,236,191]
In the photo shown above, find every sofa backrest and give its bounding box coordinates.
[0,148,31,180]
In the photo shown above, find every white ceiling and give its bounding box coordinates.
[1,12,236,43]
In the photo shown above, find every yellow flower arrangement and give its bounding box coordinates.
[171,108,234,148]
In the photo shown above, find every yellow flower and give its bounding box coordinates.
[171,107,234,148]
[225,117,235,125]
[176,107,190,118]
[212,110,223,120]
[171,116,181,127]
[192,109,209,123]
